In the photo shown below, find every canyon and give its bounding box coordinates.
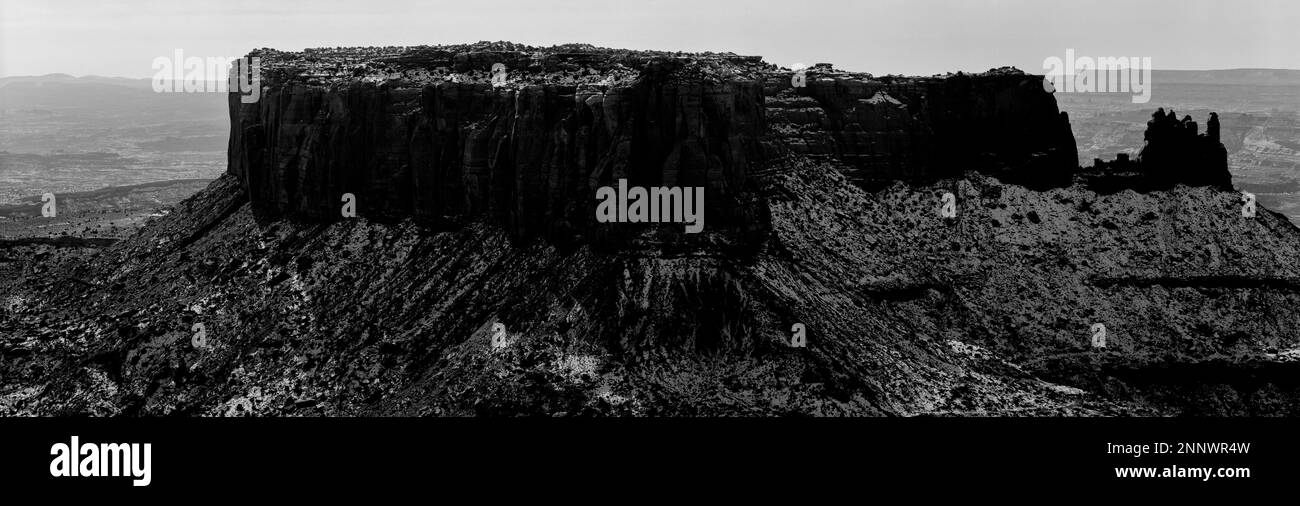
[2,42,1297,417]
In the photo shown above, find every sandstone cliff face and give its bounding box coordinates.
[763,69,1077,190]
[228,47,1079,242]
[229,78,767,243]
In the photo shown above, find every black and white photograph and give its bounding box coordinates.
[0,0,1296,495]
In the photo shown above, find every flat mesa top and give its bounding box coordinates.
[248,41,773,87]
[247,41,1030,88]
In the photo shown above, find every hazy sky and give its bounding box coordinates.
[3,0,1298,78]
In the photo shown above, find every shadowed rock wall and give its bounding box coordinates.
[227,47,1080,243]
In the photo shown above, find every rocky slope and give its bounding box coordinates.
[2,43,1298,416]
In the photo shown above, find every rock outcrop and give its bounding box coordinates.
[228,44,1080,244]
[762,66,1077,190]
[7,43,1296,418]
[1139,109,1232,189]
[230,77,769,245]
[1079,109,1232,192]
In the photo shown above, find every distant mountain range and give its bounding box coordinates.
[0,74,227,113]
[1148,69,1300,86]
[0,74,155,88]
[0,73,229,205]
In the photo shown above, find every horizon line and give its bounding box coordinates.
[7,67,1300,81]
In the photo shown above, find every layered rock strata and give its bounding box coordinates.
[227,44,1081,243]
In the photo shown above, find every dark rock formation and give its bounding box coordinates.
[1139,108,1231,189]
[763,66,1077,190]
[228,44,1080,245]
[8,43,1294,419]
[1078,152,1144,193]
[230,45,774,247]
[1078,108,1232,192]
[229,77,768,247]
